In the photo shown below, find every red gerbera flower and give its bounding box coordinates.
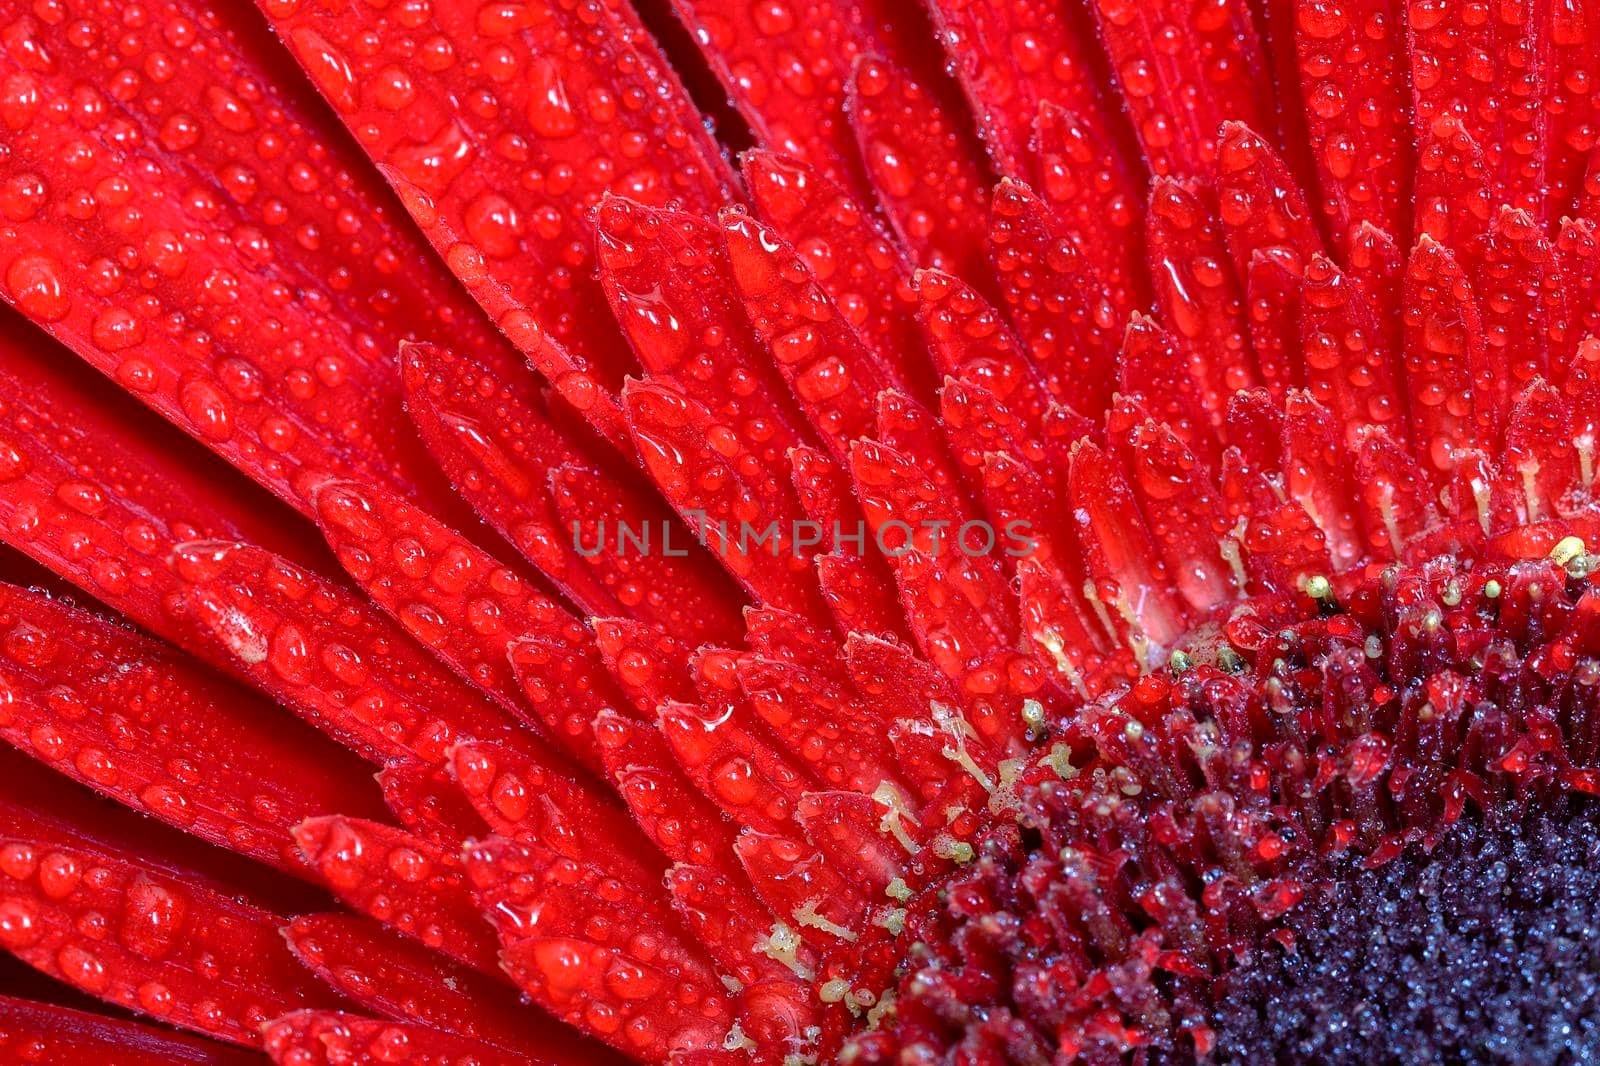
[0,0,1597,1062]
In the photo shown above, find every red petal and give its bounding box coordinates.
[1119,314,1222,466]
[988,178,1124,418]
[1401,235,1485,477]
[1215,122,1325,273]
[548,463,746,646]
[1352,428,1434,560]
[449,740,661,891]
[666,0,892,196]
[284,914,609,1062]
[795,790,909,895]
[592,617,700,713]
[1291,0,1414,244]
[506,632,633,771]
[622,378,829,618]
[787,447,909,641]
[665,862,814,986]
[1067,440,1186,650]
[262,1011,532,1066]
[1558,217,1600,346]
[0,324,308,647]
[924,0,1113,179]
[0,4,496,514]
[1087,0,1271,176]
[592,709,742,873]
[658,693,815,836]
[1244,251,1305,401]
[0,582,382,873]
[0,834,332,1044]
[1406,0,1549,218]
[1113,418,1237,611]
[849,439,1017,675]
[171,539,533,767]
[736,652,904,794]
[259,0,736,444]
[312,479,592,723]
[1548,6,1599,211]
[0,994,257,1064]
[876,389,973,509]
[1019,557,1127,697]
[722,208,905,456]
[399,343,630,617]
[293,816,498,975]
[462,836,732,1059]
[1479,206,1563,403]
[733,831,869,950]
[846,55,992,280]
[377,763,487,848]
[1299,253,1405,443]
[1282,391,1364,568]
[1145,179,1254,432]
[917,269,1052,428]
[597,197,815,460]
[1413,116,1493,273]
[742,151,933,403]
[1031,102,1147,307]
[1498,380,1581,528]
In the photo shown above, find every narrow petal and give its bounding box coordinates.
[259,0,736,442]
[742,151,932,399]
[666,0,901,196]
[1299,253,1405,443]
[1413,115,1493,273]
[0,834,333,1044]
[462,835,733,1059]
[623,378,829,618]
[988,178,1124,418]
[449,740,662,892]
[284,913,610,1061]
[0,323,310,647]
[1402,235,1484,477]
[846,55,992,280]
[293,816,498,975]
[262,1011,533,1066]
[0,583,382,873]
[917,269,1052,428]
[399,342,642,619]
[1479,206,1563,402]
[377,763,487,848]
[593,709,742,873]
[509,632,633,771]
[171,540,534,767]
[596,197,818,466]
[1406,0,1549,218]
[0,994,257,1064]
[658,695,815,836]
[1215,122,1325,273]
[312,479,598,722]
[548,463,747,645]
[1291,0,1414,243]
[1067,440,1186,652]
[0,3,497,513]
[1145,179,1254,431]
[924,0,1115,178]
[722,208,905,457]
[1114,419,1236,611]
[1087,0,1272,176]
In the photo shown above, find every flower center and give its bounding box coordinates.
[846,542,1600,1062]
[1212,801,1600,1065]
